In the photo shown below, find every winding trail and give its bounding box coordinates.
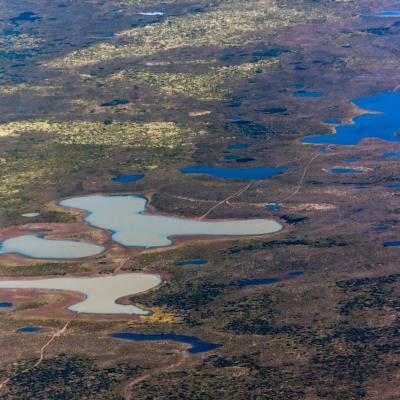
[198,183,252,220]
[277,151,323,202]
[0,314,78,393]
[124,351,189,400]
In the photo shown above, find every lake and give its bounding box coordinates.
[294,90,323,97]
[0,234,105,259]
[110,332,221,353]
[0,273,161,315]
[113,174,144,183]
[60,195,283,248]
[181,165,288,180]
[330,167,361,174]
[17,326,41,333]
[302,91,400,145]
[176,259,208,266]
[0,302,13,308]
[384,241,400,247]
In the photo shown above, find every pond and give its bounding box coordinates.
[17,326,41,333]
[302,91,400,145]
[110,332,221,353]
[181,165,288,180]
[330,167,362,174]
[385,183,400,189]
[0,234,105,259]
[237,271,304,287]
[375,11,400,17]
[294,90,323,97]
[0,302,13,308]
[0,273,161,315]
[226,143,249,150]
[266,203,282,211]
[383,151,400,158]
[113,174,144,183]
[175,259,208,266]
[384,241,400,247]
[60,195,283,248]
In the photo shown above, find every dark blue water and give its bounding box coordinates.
[224,155,241,161]
[374,225,389,232]
[324,119,341,125]
[176,259,208,266]
[113,174,144,183]
[100,99,129,107]
[354,183,371,190]
[383,151,400,157]
[238,271,304,287]
[17,326,41,333]
[376,11,400,16]
[266,203,282,211]
[226,143,249,150]
[385,183,400,188]
[303,91,400,145]
[330,168,361,174]
[384,241,400,247]
[181,166,288,180]
[10,12,41,24]
[294,90,323,98]
[110,332,221,353]
[0,302,13,307]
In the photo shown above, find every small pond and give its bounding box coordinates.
[110,332,221,353]
[176,259,208,266]
[17,326,41,333]
[113,174,144,183]
[181,165,288,180]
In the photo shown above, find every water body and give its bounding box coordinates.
[176,259,208,266]
[113,174,144,183]
[60,195,282,248]
[0,234,104,259]
[266,203,282,211]
[384,241,400,247]
[226,143,249,150]
[237,271,304,287]
[383,151,400,157]
[181,166,288,180]
[138,11,164,16]
[343,159,360,163]
[17,326,41,333]
[0,302,13,308]
[110,332,221,353]
[302,91,400,145]
[224,155,241,161]
[294,90,323,97]
[100,99,129,107]
[330,167,361,174]
[375,11,400,17]
[385,183,400,188]
[0,273,161,315]
[21,212,40,218]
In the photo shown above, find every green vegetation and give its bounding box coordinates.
[48,0,337,68]
[112,60,277,100]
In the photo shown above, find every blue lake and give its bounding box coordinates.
[224,155,241,161]
[176,259,208,266]
[375,11,400,16]
[181,166,288,180]
[302,91,400,145]
[330,168,361,174]
[384,241,400,247]
[385,183,400,188]
[0,302,13,308]
[17,326,41,333]
[354,183,371,190]
[383,152,400,157]
[374,225,389,232]
[113,174,144,183]
[110,332,221,353]
[343,159,359,163]
[294,90,323,98]
[226,143,249,150]
[266,203,282,211]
